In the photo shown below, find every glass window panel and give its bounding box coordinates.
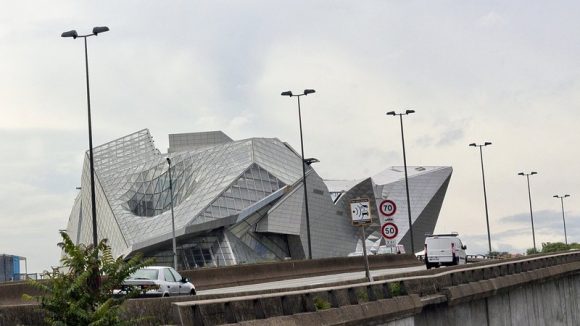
[164,268,175,282]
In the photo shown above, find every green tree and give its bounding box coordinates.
[569,243,580,250]
[540,242,570,253]
[25,231,153,326]
[526,247,539,255]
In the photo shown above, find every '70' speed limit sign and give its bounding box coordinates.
[379,199,397,217]
[381,222,398,240]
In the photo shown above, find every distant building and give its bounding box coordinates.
[0,254,21,282]
[66,129,452,269]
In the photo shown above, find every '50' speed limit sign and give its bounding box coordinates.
[381,222,398,240]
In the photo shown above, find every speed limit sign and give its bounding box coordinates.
[379,199,397,217]
[381,222,398,240]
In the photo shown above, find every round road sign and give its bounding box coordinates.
[381,222,398,240]
[379,199,397,217]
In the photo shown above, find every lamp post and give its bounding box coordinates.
[281,89,316,259]
[469,142,493,254]
[61,27,109,249]
[62,26,109,292]
[553,194,570,245]
[386,110,415,254]
[166,158,178,270]
[518,171,538,252]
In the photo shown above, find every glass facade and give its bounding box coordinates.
[66,129,452,268]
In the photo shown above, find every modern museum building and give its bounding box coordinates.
[66,129,452,269]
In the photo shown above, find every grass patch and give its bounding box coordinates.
[314,297,331,310]
[356,288,368,302]
[389,282,402,296]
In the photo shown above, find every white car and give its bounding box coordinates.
[119,266,196,297]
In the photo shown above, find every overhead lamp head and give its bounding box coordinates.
[405,109,415,114]
[61,30,78,39]
[531,171,538,175]
[281,91,293,97]
[554,195,559,198]
[469,143,477,147]
[386,111,396,116]
[303,89,316,95]
[92,26,109,35]
[518,172,525,176]
[565,194,570,197]
[304,157,320,165]
[484,142,492,146]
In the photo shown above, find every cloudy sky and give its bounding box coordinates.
[1,1,579,273]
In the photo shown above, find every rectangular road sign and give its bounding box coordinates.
[350,198,372,226]
[385,239,396,247]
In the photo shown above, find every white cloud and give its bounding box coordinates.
[1,1,580,271]
[478,11,507,28]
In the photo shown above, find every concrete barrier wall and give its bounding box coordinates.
[180,254,420,290]
[207,259,580,325]
[231,295,423,326]
[2,251,580,325]
[0,281,42,306]
[0,254,419,325]
[0,304,44,326]
[173,281,415,325]
[0,253,419,307]
[412,269,580,325]
[172,251,580,325]
[0,296,191,326]
[397,251,580,297]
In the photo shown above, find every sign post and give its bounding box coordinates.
[378,199,399,252]
[350,198,373,282]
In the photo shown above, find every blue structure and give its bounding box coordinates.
[0,254,20,282]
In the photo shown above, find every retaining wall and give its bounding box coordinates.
[411,269,580,325]
[3,252,580,325]
[173,251,580,325]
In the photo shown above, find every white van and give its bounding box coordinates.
[424,233,467,269]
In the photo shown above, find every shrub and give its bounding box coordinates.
[24,231,153,326]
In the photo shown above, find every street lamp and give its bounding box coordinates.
[469,142,493,254]
[386,109,416,254]
[553,194,571,245]
[166,158,178,270]
[518,171,538,252]
[281,89,316,259]
[61,26,109,250]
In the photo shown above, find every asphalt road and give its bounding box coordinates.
[198,264,426,295]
